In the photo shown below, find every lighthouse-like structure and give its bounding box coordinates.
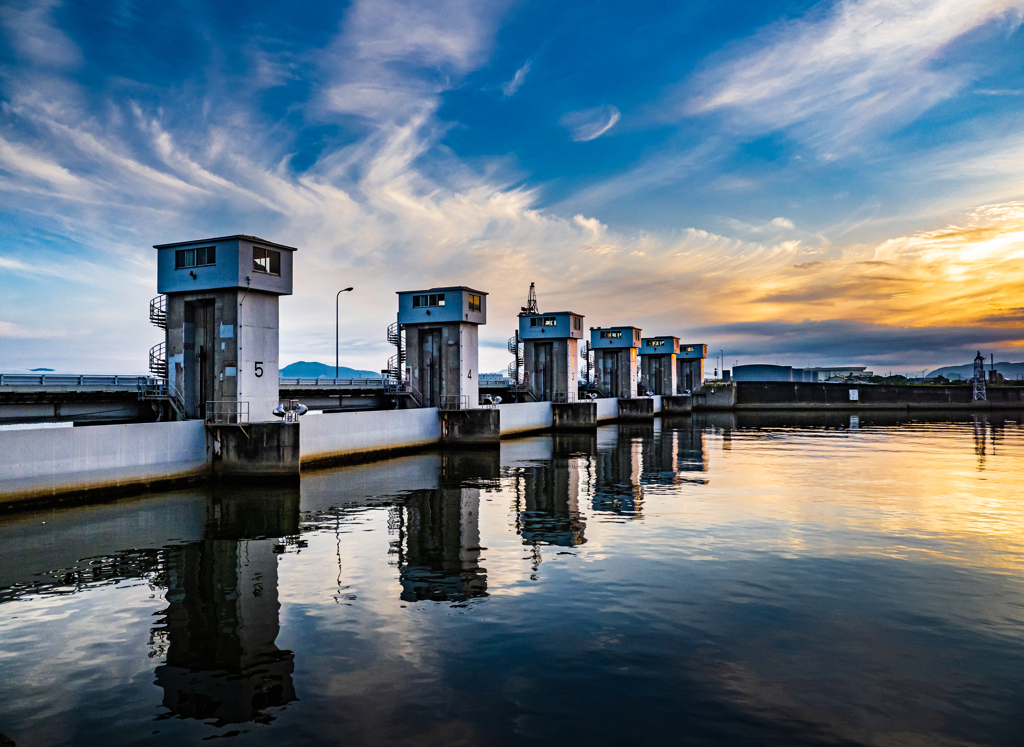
[396,286,487,409]
[639,336,679,395]
[153,235,296,422]
[517,284,585,402]
[590,326,642,399]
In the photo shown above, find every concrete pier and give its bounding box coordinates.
[210,422,300,482]
[617,398,655,420]
[439,409,500,446]
[551,401,597,430]
[661,395,692,415]
[692,384,737,410]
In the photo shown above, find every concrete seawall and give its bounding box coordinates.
[499,401,554,435]
[301,408,442,466]
[0,397,658,508]
[729,382,1024,409]
[0,420,209,507]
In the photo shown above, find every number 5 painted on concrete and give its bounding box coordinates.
[255,362,264,378]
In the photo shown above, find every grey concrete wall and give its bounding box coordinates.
[523,337,578,401]
[499,401,554,435]
[595,348,638,399]
[595,397,618,421]
[641,354,676,396]
[618,398,655,420]
[0,420,209,505]
[733,381,1024,408]
[211,422,299,479]
[692,384,737,409]
[300,408,442,463]
[662,395,692,414]
[551,402,596,430]
[440,408,500,445]
[166,287,284,421]
[405,322,477,407]
[677,358,704,392]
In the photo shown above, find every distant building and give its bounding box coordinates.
[733,364,797,382]
[733,365,876,383]
[804,366,873,381]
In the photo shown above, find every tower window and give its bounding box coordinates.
[412,293,446,308]
[469,294,482,312]
[253,247,280,275]
[175,246,216,269]
[573,316,582,330]
[649,339,665,347]
[600,330,622,339]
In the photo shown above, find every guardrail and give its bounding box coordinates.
[440,395,469,411]
[278,377,388,388]
[0,374,400,390]
[0,374,151,387]
[206,400,249,425]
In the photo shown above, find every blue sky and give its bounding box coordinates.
[1,0,1023,374]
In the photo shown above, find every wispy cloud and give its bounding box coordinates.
[683,0,1024,153]
[319,0,502,122]
[560,105,621,142]
[695,319,1022,368]
[501,61,531,97]
[0,320,67,339]
[1,0,1022,374]
[0,0,82,68]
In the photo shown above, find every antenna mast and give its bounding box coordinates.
[526,282,538,314]
[973,351,987,401]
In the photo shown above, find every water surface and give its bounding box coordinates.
[2,412,1023,745]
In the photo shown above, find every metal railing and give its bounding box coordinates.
[552,392,577,403]
[138,377,188,420]
[279,377,388,388]
[149,295,167,329]
[0,374,150,387]
[206,400,249,425]
[440,395,468,411]
[507,331,523,386]
[389,378,423,407]
[149,342,167,378]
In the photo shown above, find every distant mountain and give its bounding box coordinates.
[280,361,380,378]
[30,368,55,372]
[927,362,1024,381]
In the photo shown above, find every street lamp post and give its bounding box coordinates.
[336,287,354,379]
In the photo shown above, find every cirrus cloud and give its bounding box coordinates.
[560,104,621,142]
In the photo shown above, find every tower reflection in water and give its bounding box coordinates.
[593,424,647,518]
[512,433,592,548]
[152,486,300,727]
[591,420,708,518]
[389,452,496,603]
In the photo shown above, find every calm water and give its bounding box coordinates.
[2,412,1024,746]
